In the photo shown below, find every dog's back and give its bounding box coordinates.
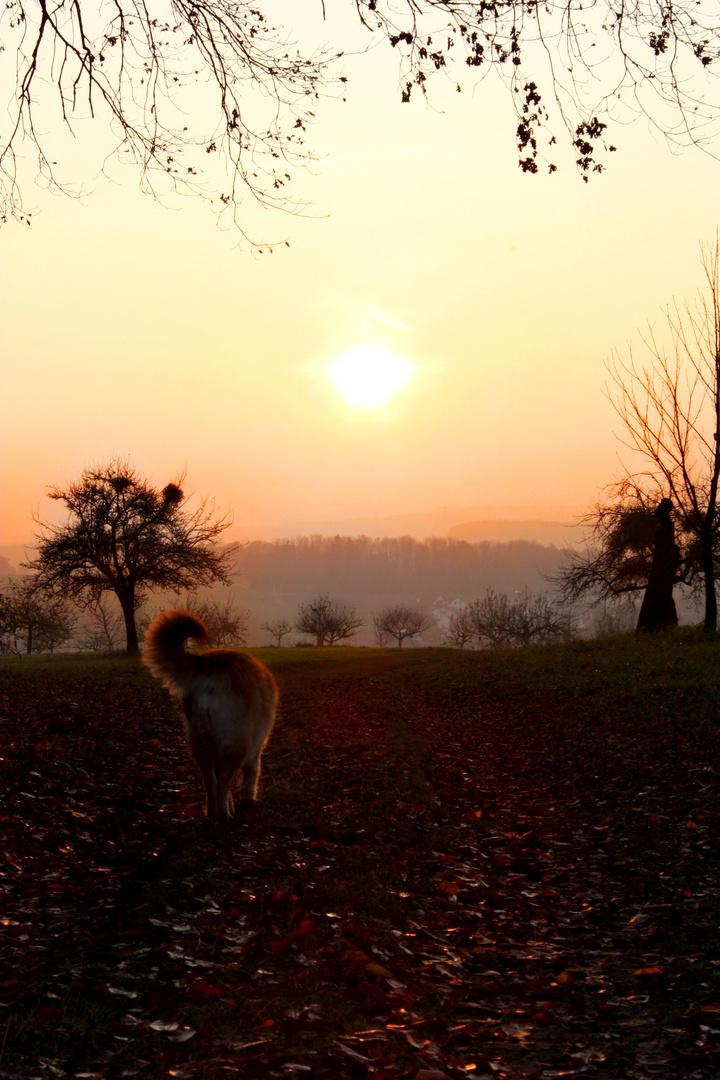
[143,609,278,817]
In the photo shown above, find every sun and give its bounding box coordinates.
[326,344,415,408]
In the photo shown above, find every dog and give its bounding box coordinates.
[142,609,278,819]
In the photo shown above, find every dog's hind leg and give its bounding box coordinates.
[198,763,218,817]
[233,760,259,825]
[215,753,244,817]
[239,756,261,803]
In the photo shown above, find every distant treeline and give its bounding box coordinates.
[234,535,564,604]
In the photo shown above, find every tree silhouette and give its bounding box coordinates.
[444,607,475,649]
[260,619,294,647]
[180,594,249,647]
[4,2,720,230]
[77,596,126,652]
[27,459,236,654]
[636,499,681,632]
[373,605,431,648]
[465,588,574,649]
[556,495,691,610]
[559,236,720,632]
[236,534,561,600]
[295,595,364,647]
[0,576,75,654]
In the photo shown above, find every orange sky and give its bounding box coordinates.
[2,7,720,545]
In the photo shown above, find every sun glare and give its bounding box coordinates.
[327,344,415,408]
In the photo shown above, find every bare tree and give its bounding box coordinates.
[0,592,13,654]
[77,595,125,652]
[1,0,338,239]
[558,496,668,603]
[4,2,720,230]
[27,458,237,655]
[0,576,75,654]
[511,591,576,646]
[466,589,519,649]
[560,236,720,632]
[182,594,249,646]
[444,607,475,649]
[467,588,575,649]
[373,605,431,648]
[593,596,638,639]
[260,618,294,647]
[295,594,364,647]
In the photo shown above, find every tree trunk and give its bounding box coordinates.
[26,624,32,655]
[117,591,139,655]
[703,542,717,633]
[636,499,679,633]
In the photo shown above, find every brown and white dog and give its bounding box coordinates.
[143,609,278,819]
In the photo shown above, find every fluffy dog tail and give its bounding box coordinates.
[142,609,210,697]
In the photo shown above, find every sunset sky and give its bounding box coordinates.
[2,4,720,547]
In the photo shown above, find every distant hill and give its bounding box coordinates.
[262,505,586,542]
[448,520,585,547]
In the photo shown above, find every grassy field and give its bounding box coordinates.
[1,632,720,1078]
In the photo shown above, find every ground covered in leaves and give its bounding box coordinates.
[1,634,720,1079]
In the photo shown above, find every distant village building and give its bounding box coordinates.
[432,596,469,634]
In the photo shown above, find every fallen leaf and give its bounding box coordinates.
[168,1026,196,1043]
[365,962,393,977]
[341,949,371,966]
[437,880,459,896]
[188,978,222,996]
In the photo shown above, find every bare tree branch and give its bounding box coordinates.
[558,234,720,631]
[3,2,720,231]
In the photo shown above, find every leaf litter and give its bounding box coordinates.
[0,645,719,1078]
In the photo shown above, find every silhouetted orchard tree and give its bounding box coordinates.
[373,605,431,648]
[556,495,693,609]
[180,594,249,646]
[0,593,11,654]
[444,607,475,649]
[0,576,75,654]
[4,2,720,232]
[558,237,720,632]
[295,594,364,647]
[77,595,126,652]
[28,459,237,655]
[459,588,575,649]
[260,618,294,647]
[593,596,639,639]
